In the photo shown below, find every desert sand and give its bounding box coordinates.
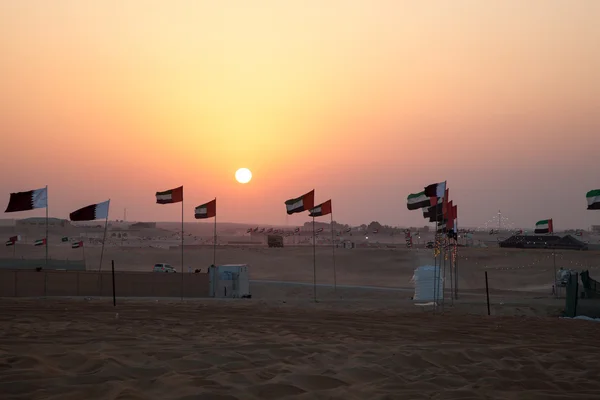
[2,297,600,400]
[2,223,600,399]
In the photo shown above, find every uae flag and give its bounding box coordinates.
[34,238,47,246]
[253,227,259,232]
[586,189,600,210]
[5,187,48,212]
[285,190,315,215]
[5,240,15,246]
[423,204,444,222]
[156,186,183,204]
[70,200,110,221]
[194,199,216,219]
[424,181,446,199]
[294,227,300,233]
[316,227,324,233]
[267,228,273,233]
[534,219,553,234]
[345,227,351,233]
[246,228,252,233]
[309,200,332,217]
[9,235,22,243]
[61,236,69,242]
[407,192,431,210]
[71,241,83,249]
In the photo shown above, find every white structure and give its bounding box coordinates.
[411,266,443,302]
[208,264,250,298]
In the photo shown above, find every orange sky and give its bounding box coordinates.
[1,1,599,229]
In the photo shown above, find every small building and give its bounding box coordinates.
[16,217,69,227]
[208,264,250,298]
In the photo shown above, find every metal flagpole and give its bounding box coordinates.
[181,191,184,301]
[330,210,337,294]
[312,216,317,302]
[455,217,459,300]
[98,200,110,272]
[45,185,49,267]
[213,198,217,266]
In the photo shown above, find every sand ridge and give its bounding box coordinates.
[1,298,600,399]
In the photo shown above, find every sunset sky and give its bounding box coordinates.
[1,1,599,229]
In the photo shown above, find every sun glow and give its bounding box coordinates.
[235,168,252,184]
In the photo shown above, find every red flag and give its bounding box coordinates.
[446,201,454,230]
[442,188,449,218]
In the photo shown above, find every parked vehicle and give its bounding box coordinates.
[267,235,284,248]
[153,263,176,273]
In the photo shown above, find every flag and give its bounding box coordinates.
[5,240,14,246]
[253,227,259,232]
[267,228,273,233]
[446,201,454,230]
[424,181,446,199]
[259,228,265,233]
[9,235,21,243]
[194,199,216,219]
[534,219,553,234]
[246,228,252,233]
[309,200,332,217]
[442,188,449,217]
[586,189,600,210]
[70,200,110,221]
[373,229,379,234]
[407,191,431,210]
[61,236,69,242]
[5,187,47,212]
[452,205,457,233]
[285,190,315,215]
[316,227,324,233]
[156,186,183,204]
[34,239,46,246]
[423,204,444,222]
[345,227,351,233]
[71,241,83,249]
[294,227,300,233]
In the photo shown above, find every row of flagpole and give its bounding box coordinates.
[284,190,337,302]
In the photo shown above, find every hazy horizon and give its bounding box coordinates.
[2,1,600,230]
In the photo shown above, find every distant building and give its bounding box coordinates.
[592,225,600,234]
[0,219,16,227]
[16,217,69,227]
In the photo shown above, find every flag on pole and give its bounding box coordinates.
[424,181,447,199]
[407,192,431,210]
[534,219,553,234]
[34,238,47,246]
[194,199,216,219]
[285,190,315,215]
[71,241,83,249]
[294,227,300,233]
[5,187,48,212]
[309,200,332,217]
[253,227,259,232]
[9,235,21,243]
[5,240,15,246]
[586,189,600,210]
[69,200,110,221]
[61,237,69,242]
[316,227,324,233]
[246,228,252,233]
[156,186,183,204]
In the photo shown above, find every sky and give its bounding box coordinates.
[1,1,599,229]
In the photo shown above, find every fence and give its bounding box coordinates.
[0,269,209,298]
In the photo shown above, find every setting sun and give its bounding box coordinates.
[235,168,252,184]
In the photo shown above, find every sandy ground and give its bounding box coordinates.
[3,226,600,398]
[1,296,600,400]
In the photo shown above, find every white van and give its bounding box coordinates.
[153,263,176,273]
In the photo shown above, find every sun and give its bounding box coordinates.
[235,168,252,184]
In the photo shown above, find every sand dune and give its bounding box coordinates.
[1,297,600,399]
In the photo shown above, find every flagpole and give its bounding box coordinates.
[455,217,459,300]
[330,210,337,295]
[312,215,316,302]
[181,191,184,301]
[98,200,109,272]
[82,241,86,268]
[213,198,217,266]
[45,185,48,267]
